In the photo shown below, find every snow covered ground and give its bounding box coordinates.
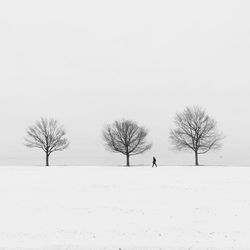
[0,165,250,250]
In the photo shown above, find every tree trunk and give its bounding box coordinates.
[46,152,49,167]
[195,151,199,166]
[126,154,130,166]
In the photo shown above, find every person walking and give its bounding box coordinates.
[152,156,157,167]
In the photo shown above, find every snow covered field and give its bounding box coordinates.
[0,165,250,250]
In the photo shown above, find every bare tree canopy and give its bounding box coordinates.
[24,118,70,166]
[170,106,224,166]
[103,119,152,166]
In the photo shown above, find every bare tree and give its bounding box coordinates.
[103,119,152,166]
[170,106,223,166]
[24,118,70,166]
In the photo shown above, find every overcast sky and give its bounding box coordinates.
[0,0,250,166]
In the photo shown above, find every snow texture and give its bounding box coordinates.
[0,166,249,250]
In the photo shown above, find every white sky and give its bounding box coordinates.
[0,0,250,166]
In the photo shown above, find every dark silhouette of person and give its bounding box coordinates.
[152,156,157,167]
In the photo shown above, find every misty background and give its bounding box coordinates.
[0,0,250,166]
